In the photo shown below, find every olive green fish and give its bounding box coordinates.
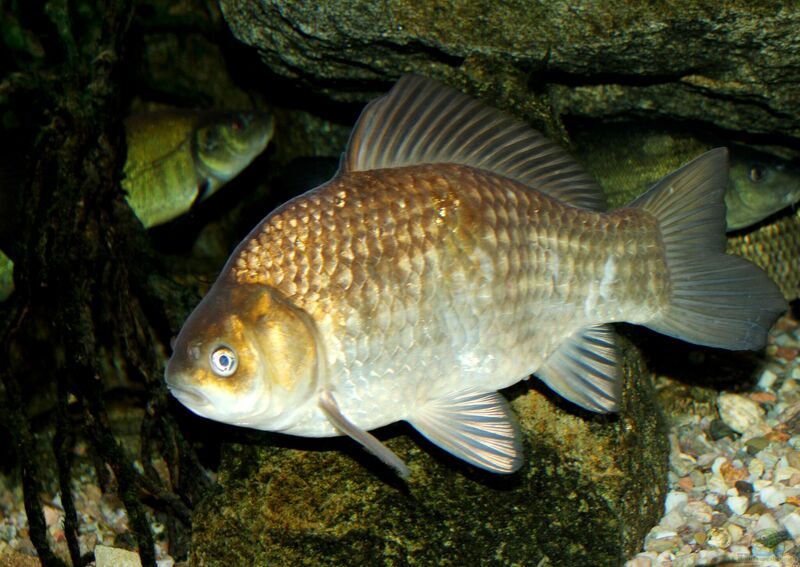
[165,76,786,477]
[0,249,12,302]
[0,108,274,302]
[571,125,800,231]
[728,210,800,300]
[123,109,274,228]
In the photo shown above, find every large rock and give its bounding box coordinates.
[219,0,800,140]
[191,337,667,566]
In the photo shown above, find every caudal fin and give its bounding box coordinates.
[630,148,787,350]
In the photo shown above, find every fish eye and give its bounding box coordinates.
[748,163,766,183]
[210,346,238,377]
[231,113,252,133]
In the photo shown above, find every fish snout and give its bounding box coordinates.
[168,384,211,411]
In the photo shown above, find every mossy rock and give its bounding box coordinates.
[219,0,800,140]
[190,337,667,566]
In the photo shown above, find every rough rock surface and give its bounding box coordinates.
[191,338,667,566]
[219,1,800,140]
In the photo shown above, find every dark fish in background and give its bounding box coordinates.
[571,125,800,231]
[164,75,786,477]
[0,251,11,303]
[728,211,800,301]
[0,108,275,301]
[123,108,274,228]
[726,150,800,231]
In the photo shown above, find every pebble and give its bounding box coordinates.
[718,393,767,434]
[644,527,680,553]
[759,485,788,508]
[710,512,727,527]
[776,464,800,482]
[751,541,777,558]
[727,495,749,515]
[781,511,800,539]
[759,368,779,390]
[748,458,766,479]
[756,527,790,549]
[624,313,800,566]
[689,469,706,488]
[660,509,686,530]
[727,523,744,542]
[707,475,728,495]
[707,526,732,549]
[95,545,142,567]
[664,491,688,514]
[708,419,735,440]
[756,513,780,533]
[747,436,771,454]
[0,445,176,565]
[684,501,713,524]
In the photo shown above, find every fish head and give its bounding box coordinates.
[193,110,275,190]
[164,279,319,431]
[726,148,800,230]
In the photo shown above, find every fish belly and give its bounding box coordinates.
[232,163,670,434]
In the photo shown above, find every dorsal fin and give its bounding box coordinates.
[343,75,606,211]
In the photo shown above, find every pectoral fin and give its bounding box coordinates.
[535,324,620,413]
[407,389,523,473]
[319,389,410,478]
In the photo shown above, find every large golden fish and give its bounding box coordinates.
[164,76,787,477]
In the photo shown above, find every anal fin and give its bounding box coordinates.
[536,324,620,413]
[407,389,523,473]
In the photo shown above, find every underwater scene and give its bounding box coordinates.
[0,1,799,566]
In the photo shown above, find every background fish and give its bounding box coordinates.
[123,108,274,228]
[0,250,12,303]
[0,108,274,302]
[165,76,786,477]
[571,124,800,231]
[727,212,800,300]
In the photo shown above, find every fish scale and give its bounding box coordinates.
[225,163,668,433]
[166,75,787,476]
[728,211,800,300]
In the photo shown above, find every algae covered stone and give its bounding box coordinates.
[219,0,800,139]
[190,337,667,566]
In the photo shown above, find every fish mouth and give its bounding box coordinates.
[168,386,210,409]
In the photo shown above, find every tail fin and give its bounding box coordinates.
[630,148,787,350]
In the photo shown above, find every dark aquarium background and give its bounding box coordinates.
[0,1,798,566]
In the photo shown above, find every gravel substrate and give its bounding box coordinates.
[629,310,800,567]
[0,451,177,566]
[0,311,798,566]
